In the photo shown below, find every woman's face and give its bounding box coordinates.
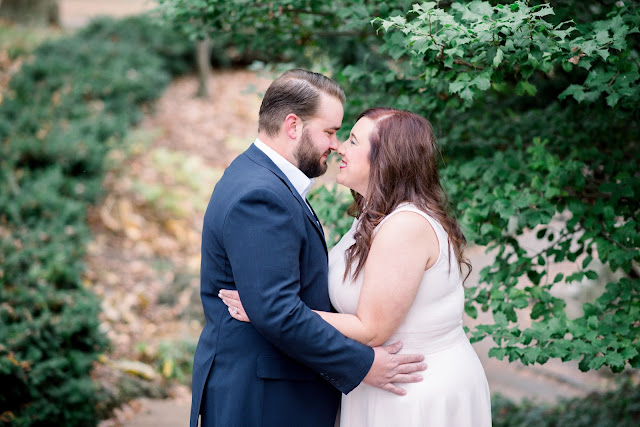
[336,117,374,196]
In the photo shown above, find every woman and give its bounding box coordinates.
[220,108,491,426]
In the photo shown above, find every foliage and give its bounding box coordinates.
[131,147,223,219]
[155,0,414,67]
[76,16,195,76]
[160,0,640,374]
[0,23,63,60]
[154,340,198,384]
[372,0,640,373]
[491,378,640,426]
[375,1,638,107]
[0,15,192,426]
[308,183,354,248]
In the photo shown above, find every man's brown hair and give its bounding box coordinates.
[258,69,346,137]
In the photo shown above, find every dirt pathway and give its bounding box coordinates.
[91,71,272,426]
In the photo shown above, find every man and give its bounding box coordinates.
[190,69,426,427]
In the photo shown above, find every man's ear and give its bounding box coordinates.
[283,113,302,140]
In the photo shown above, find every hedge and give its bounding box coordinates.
[492,378,640,426]
[0,15,192,426]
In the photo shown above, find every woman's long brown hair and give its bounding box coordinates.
[343,108,471,282]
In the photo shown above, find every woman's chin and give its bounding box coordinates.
[335,181,356,194]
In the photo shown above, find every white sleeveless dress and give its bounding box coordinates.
[328,203,491,427]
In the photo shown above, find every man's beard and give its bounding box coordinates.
[295,128,329,178]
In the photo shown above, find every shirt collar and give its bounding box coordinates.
[254,138,315,199]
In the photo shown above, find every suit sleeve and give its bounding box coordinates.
[222,188,374,394]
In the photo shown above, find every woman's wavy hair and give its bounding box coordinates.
[344,107,471,283]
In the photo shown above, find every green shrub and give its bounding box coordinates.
[76,15,195,77]
[0,14,192,426]
[308,183,354,248]
[154,340,198,384]
[492,380,640,426]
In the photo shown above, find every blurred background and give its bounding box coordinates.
[1,1,638,426]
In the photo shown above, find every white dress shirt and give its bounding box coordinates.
[254,138,316,213]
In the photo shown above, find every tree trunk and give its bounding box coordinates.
[0,0,59,27]
[195,37,212,99]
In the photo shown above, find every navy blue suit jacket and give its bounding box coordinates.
[190,144,374,427]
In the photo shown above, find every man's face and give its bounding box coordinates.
[294,93,343,178]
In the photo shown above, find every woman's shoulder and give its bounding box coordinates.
[375,202,447,243]
[370,204,440,262]
[374,203,434,237]
[379,202,435,226]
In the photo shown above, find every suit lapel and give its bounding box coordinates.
[305,199,325,238]
[244,144,328,254]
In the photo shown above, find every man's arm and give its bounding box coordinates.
[223,187,373,393]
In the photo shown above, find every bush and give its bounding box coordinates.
[492,379,640,426]
[308,184,354,248]
[0,15,192,426]
[76,15,195,77]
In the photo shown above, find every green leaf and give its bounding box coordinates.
[465,303,478,318]
[585,270,598,280]
[493,47,504,67]
[579,354,593,372]
[607,92,620,107]
[595,48,610,61]
[489,347,507,360]
[460,86,475,101]
[531,5,554,18]
[449,81,468,94]
[588,355,606,370]
[531,302,547,319]
[471,75,491,91]
[604,352,625,369]
[559,84,585,101]
[630,353,640,369]
[620,346,638,360]
[516,80,537,96]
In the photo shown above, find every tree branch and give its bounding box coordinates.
[453,58,485,69]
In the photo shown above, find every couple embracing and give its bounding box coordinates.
[190,69,491,426]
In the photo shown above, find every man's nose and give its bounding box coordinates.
[329,135,339,151]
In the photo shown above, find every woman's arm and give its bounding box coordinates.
[220,211,439,347]
[316,211,438,346]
